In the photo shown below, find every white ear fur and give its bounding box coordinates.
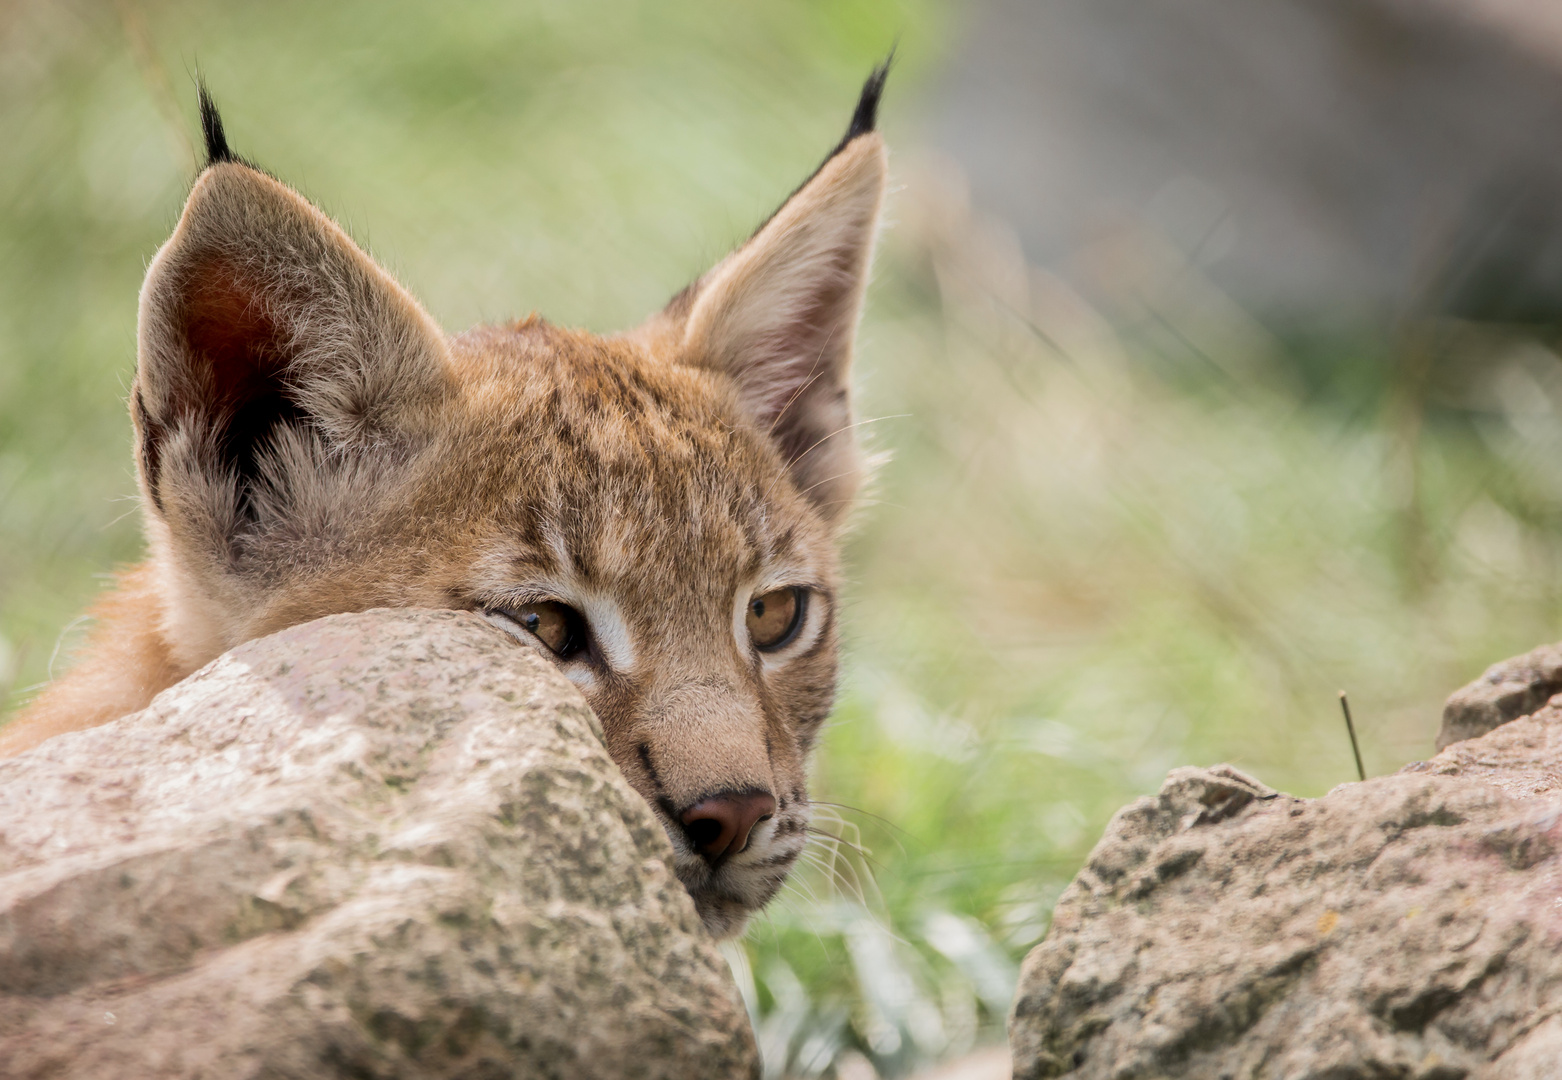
[681,134,887,524]
[133,162,451,526]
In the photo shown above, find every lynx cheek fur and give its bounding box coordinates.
[0,67,890,937]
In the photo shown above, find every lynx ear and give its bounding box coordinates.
[133,104,450,534]
[679,68,889,524]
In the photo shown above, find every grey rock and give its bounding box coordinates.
[0,609,758,1079]
[1437,640,1562,750]
[1010,702,1562,1078]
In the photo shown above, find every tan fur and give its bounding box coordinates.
[1,113,887,936]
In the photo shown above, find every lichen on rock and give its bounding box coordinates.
[1010,653,1562,1080]
[0,609,759,1079]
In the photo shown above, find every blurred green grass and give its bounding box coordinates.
[7,2,1562,1077]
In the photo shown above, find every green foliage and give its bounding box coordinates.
[8,3,1562,1077]
[734,165,1562,1073]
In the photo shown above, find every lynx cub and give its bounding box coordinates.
[0,68,889,936]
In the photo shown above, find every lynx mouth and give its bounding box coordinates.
[680,856,800,938]
[662,817,806,938]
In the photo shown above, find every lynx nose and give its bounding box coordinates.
[679,790,777,864]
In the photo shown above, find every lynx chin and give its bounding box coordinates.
[0,65,892,937]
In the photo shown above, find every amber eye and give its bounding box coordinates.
[497,601,586,658]
[747,587,805,651]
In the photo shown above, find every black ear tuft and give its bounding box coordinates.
[740,53,894,244]
[808,52,895,189]
[198,81,236,167]
[839,51,893,149]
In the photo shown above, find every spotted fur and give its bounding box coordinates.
[1,71,890,937]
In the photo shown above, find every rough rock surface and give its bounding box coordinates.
[1438,641,1562,751]
[1010,662,1562,1079]
[0,609,758,1079]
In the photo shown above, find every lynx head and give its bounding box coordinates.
[129,70,889,936]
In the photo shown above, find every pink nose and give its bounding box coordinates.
[679,790,777,864]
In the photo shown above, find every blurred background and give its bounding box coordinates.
[7,1,1562,1076]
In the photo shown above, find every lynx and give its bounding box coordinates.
[0,67,890,937]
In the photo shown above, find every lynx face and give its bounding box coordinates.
[107,73,889,936]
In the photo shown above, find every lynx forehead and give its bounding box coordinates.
[0,66,891,936]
